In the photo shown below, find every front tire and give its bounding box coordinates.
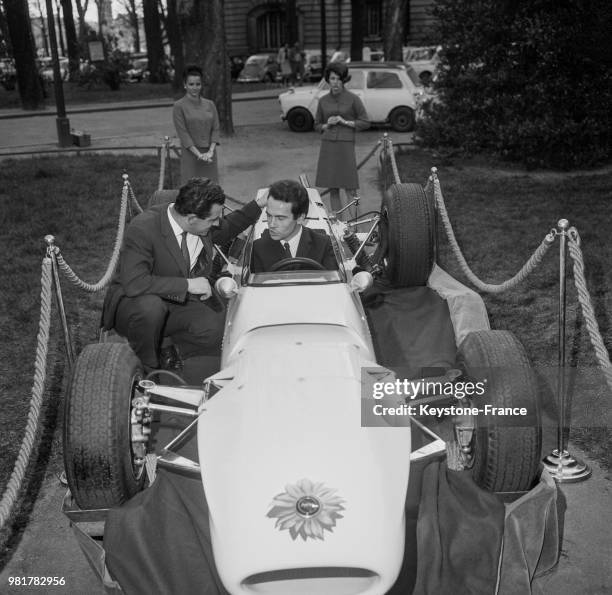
[63,343,146,509]
[376,183,435,286]
[389,106,415,132]
[458,330,542,492]
[287,107,314,132]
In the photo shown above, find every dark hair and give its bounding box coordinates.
[324,62,350,83]
[174,177,225,219]
[183,64,203,82]
[268,179,309,219]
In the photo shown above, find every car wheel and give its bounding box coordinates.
[63,343,147,509]
[287,107,314,132]
[375,183,434,286]
[457,330,542,492]
[148,189,179,209]
[389,106,415,132]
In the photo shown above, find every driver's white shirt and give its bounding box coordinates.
[282,225,303,257]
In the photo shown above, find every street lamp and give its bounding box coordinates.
[44,0,72,147]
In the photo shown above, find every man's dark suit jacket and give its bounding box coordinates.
[251,226,338,273]
[102,200,261,330]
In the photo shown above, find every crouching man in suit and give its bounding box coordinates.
[251,179,338,273]
[102,177,267,371]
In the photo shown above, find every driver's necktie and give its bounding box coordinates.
[282,242,292,258]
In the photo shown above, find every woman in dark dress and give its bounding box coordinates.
[173,65,221,184]
[314,62,369,213]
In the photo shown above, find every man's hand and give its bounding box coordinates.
[255,189,268,209]
[187,277,212,300]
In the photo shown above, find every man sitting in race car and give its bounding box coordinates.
[102,177,267,372]
[251,179,338,272]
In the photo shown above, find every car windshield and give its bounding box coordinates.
[246,56,266,65]
[317,69,365,91]
[247,270,342,286]
[403,65,422,87]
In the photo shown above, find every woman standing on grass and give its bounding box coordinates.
[173,64,220,184]
[314,62,369,213]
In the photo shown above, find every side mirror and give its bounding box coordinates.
[349,271,373,293]
[215,276,238,299]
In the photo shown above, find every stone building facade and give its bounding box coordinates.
[225,0,436,57]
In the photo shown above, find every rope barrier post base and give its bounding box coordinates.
[45,235,75,368]
[541,218,591,483]
[542,449,591,483]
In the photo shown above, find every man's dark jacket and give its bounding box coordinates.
[102,200,261,330]
[251,226,338,273]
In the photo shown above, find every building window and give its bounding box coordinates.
[257,11,285,51]
[365,1,382,38]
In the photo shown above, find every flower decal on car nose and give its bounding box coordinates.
[267,478,345,541]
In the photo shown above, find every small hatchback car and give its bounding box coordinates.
[279,62,425,132]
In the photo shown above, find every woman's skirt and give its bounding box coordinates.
[315,139,358,189]
[180,146,219,184]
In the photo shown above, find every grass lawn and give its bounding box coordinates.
[0,80,284,110]
[0,150,610,556]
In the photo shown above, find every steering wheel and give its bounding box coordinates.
[269,257,326,272]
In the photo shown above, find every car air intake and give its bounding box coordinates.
[242,567,379,594]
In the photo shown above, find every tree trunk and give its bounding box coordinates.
[60,0,80,80]
[176,0,233,134]
[383,0,408,61]
[165,0,184,91]
[74,0,89,50]
[3,0,45,109]
[127,0,140,53]
[36,0,50,55]
[350,0,365,62]
[143,0,166,82]
[55,0,65,55]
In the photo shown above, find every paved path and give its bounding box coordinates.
[0,94,611,594]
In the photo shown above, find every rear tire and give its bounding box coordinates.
[458,330,542,492]
[376,183,435,286]
[287,107,314,132]
[63,343,146,509]
[389,106,415,132]
[148,189,179,209]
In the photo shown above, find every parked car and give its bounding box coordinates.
[38,56,69,82]
[0,58,16,90]
[237,54,280,83]
[403,46,440,85]
[302,50,331,82]
[279,62,426,133]
[63,181,542,594]
[125,57,149,83]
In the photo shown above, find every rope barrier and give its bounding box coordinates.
[432,172,555,293]
[127,181,144,215]
[0,258,53,530]
[382,135,401,186]
[53,177,129,293]
[158,142,167,192]
[567,227,612,393]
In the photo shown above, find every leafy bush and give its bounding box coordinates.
[416,0,612,169]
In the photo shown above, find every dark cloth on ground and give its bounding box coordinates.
[364,283,458,379]
[251,227,338,273]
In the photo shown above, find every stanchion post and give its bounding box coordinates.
[430,167,439,264]
[542,218,591,482]
[165,136,173,188]
[45,235,75,368]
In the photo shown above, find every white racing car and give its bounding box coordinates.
[63,182,541,594]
